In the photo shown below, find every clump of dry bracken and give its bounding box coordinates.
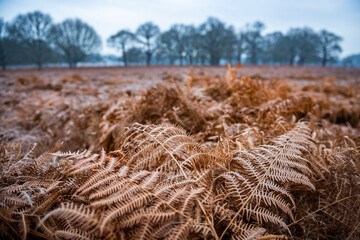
[0,65,359,239]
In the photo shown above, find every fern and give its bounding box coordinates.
[38,202,98,230]
[2,66,360,240]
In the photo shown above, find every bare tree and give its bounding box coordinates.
[288,28,320,65]
[262,32,290,64]
[235,32,246,64]
[51,19,101,68]
[108,30,135,66]
[199,17,236,65]
[136,22,160,66]
[223,26,237,64]
[158,24,189,65]
[319,30,342,66]
[182,25,199,65]
[243,21,265,65]
[0,18,10,70]
[169,24,187,65]
[283,31,298,65]
[158,29,177,65]
[342,54,360,67]
[127,47,145,65]
[7,11,53,70]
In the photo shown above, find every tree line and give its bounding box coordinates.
[0,11,343,70]
[0,11,101,70]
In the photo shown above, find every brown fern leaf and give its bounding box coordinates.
[55,229,95,240]
[38,202,98,230]
[167,220,191,240]
[230,220,266,240]
[216,122,316,238]
[119,123,199,176]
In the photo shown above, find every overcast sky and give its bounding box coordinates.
[1,0,359,57]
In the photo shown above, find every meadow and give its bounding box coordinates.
[1,65,359,239]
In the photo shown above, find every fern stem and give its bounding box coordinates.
[346,221,360,240]
[29,230,49,239]
[21,213,27,240]
[255,235,287,240]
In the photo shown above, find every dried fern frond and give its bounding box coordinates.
[38,202,98,230]
[55,228,95,240]
[216,122,316,239]
[2,65,359,240]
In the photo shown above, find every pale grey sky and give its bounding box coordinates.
[0,0,359,57]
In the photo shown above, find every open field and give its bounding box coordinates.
[1,66,360,239]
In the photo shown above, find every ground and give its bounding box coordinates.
[1,65,360,239]
[1,65,359,154]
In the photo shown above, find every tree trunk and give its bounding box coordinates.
[122,45,128,67]
[0,51,6,70]
[146,52,151,66]
[201,56,206,66]
[322,58,326,67]
[298,57,304,66]
[322,47,327,67]
[210,55,219,66]
[68,60,77,69]
[289,56,294,66]
[237,54,242,64]
[37,62,42,71]
[251,44,257,65]
[189,55,193,65]
[146,39,151,66]
[169,56,175,65]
